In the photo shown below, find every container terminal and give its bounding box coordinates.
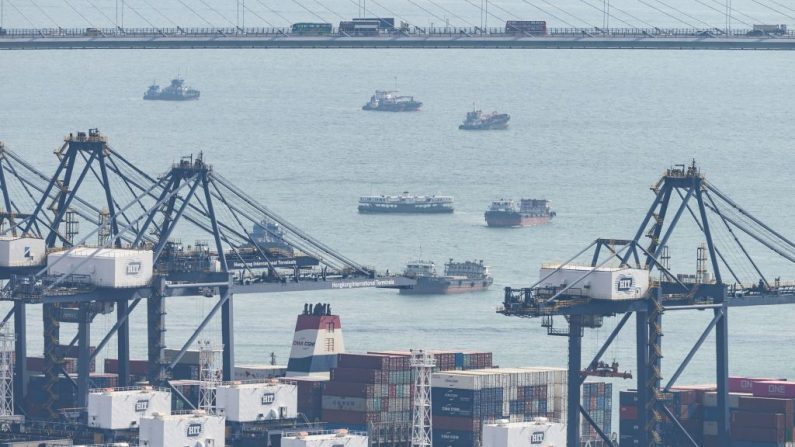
[0,133,792,447]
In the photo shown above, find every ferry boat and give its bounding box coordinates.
[459,110,510,130]
[144,78,200,101]
[400,259,493,295]
[362,90,422,112]
[251,220,293,257]
[485,198,555,227]
[358,192,454,213]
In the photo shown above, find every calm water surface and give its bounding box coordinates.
[0,49,793,411]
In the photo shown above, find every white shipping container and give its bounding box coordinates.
[483,419,566,447]
[0,236,46,267]
[216,382,298,422]
[539,264,649,300]
[87,388,171,430]
[47,247,153,288]
[139,411,224,447]
[282,431,369,447]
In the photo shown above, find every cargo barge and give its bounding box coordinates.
[485,198,555,227]
[358,192,454,213]
[362,90,422,111]
[400,259,493,295]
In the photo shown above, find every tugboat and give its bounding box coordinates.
[251,220,294,257]
[400,259,493,295]
[143,78,200,101]
[485,199,555,227]
[358,192,454,213]
[362,90,422,112]
[459,109,510,130]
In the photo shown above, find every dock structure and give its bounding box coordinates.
[499,162,795,447]
[0,129,414,423]
[2,27,795,50]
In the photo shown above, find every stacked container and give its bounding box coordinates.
[322,354,412,428]
[431,367,567,447]
[368,350,493,372]
[287,376,328,422]
[618,377,795,447]
[580,382,613,445]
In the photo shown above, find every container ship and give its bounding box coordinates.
[459,109,510,130]
[400,258,493,295]
[485,198,555,227]
[362,90,422,111]
[358,192,454,213]
[144,77,200,101]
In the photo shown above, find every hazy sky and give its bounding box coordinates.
[0,0,791,30]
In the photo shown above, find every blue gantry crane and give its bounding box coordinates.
[0,129,414,423]
[500,161,795,447]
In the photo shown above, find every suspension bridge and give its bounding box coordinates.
[2,0,795,49]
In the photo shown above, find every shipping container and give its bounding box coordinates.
[216,382,298,422]
[138,411,224,447]
[87,387,171,430]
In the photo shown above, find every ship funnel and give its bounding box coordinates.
[286,303,345,377]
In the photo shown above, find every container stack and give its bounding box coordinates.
[286,376,328,422]
[431,367,567,447]
[104,358,150,383]
[618,376,795,447]
[580,382,613,445]
[368,350,493,372]
[321,353,412,429]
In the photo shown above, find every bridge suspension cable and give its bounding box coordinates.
[29,0,60,27]
[766,0,795,17]
[196,0,237,27]
[5,0,36,27]
[635,0,699,28]
[124,2,162,29]
[253,0,292,26]
[519,0,581,29]
[84,0,118,28]
[62,0,97,29]
[405,0,448,25]
[241,2,278,27]
[139,0,181,27]
[463,0,508,24]
[748,0,795,21]
[425,0,477,28]
[289,0,329,24]
[309,0,345,21]
[538,0,598,28]
[648,0,715,28]
[174,0,216,27]
[575,0,637,28]
[705,0,763,25]
[691,0,752,27]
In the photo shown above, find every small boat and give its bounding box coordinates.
[144,78,200,101]
[459,109,510,130]
[362,90,422,112]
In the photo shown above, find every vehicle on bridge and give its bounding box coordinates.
[748,24,788,36]
[505,20,547,35]
[291,23,333,36]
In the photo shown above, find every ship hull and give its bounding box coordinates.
[362,102,422,112]
[359,204,453,213]
[144,94,200,101]
[400,276,493,295]
[485,211,552,227]
[459,122,509,130]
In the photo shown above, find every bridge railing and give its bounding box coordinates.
[1,26,794,40]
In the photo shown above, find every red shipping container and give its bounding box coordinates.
[739,396,795,414]
[104,358,149,377]
[330,367,385,384]
[321,409,370,424]
[731,425,785,443]
[620,405,638,420]
[324,381,374,398]
[730,377,786,393]
[753,381,795,399]
[731,410,786,429]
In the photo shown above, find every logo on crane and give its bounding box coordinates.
[126,261,142,276]
[186,423,203,437]
[617,275,634,292]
